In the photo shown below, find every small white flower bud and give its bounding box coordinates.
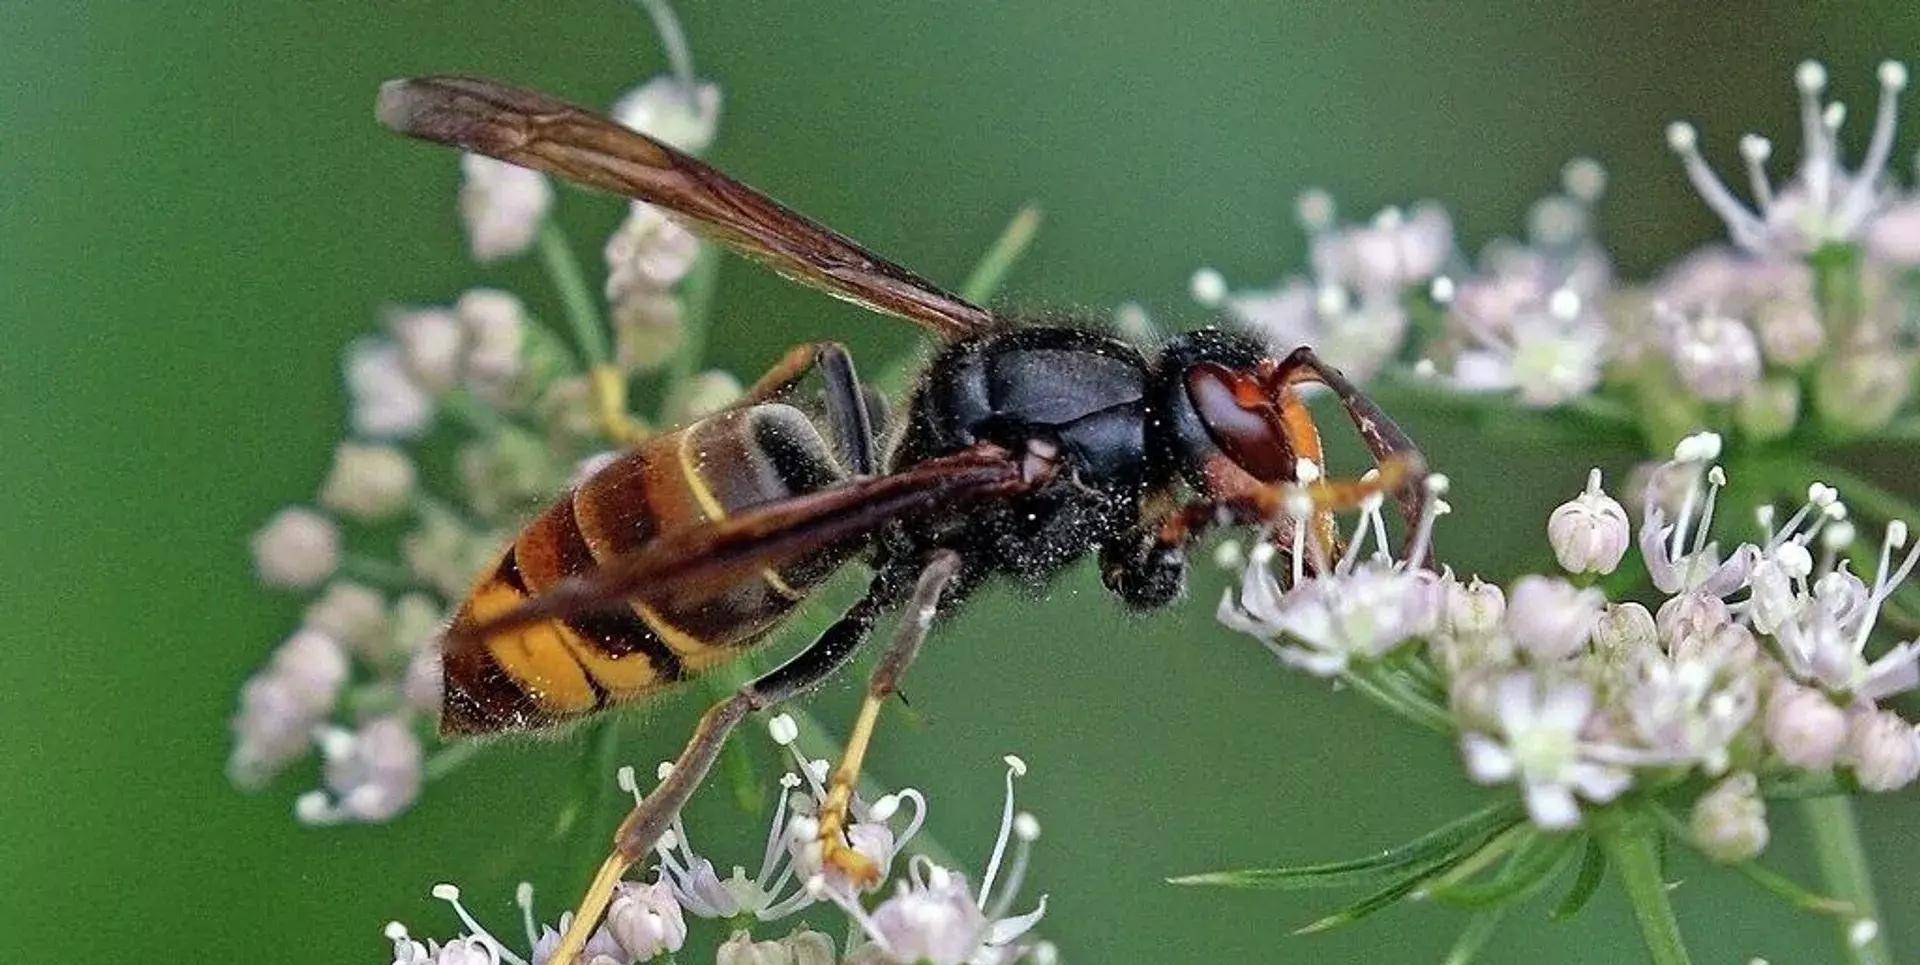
[1592,602,1658,664]
[1689,772,1769,863]
[1815,353,1915,435]
[455,289,528,392]
[1765,681,1848,770]
[1844,707,1920,792]
[1549,469,1631,574]
[780,928,836,965]
[302,581,388,657]
[1443,576,1507,640]
[250,507,341,589]
[1736,377,1801,443]
[345,339,435,439]
[1755,298,1823,367]
[1657,592,1732,648]
[1672,314,1763,403]
[459,153,552,263]
[612,76,723,155]
[1504,575,1603,662]
[386,307,463,391]
[319,442,417,522]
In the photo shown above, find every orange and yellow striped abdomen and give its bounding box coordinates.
[441,403,851,735]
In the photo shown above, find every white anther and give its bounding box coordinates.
[868,794,901,822]
[384,922,409,941]
[1890,520,1909,549]
[657,828,679,850]
[617,765,638,793]
[1315,284,1351,316]
[431,883,461,901]
[1562,157,1607,202]
[1189,268,1227,307]
[1740,134,1773,163]
[1003,754,1029,777]
[1549,288,1581,320]
[1809,482,1837,507]
[1013,812,1042,841]
[1426,473,1451,495]
[1850,919,1881,949]
[1825,521,1857,551]
[1882,60,1909,91]
[1666,121,1699,152]
[1825,102,1848,131]
[1797,60,1829,94]
[1413,358,1438,378]
[1707,465,1727,487]
[768,713,799,746]
[656,761,675,781]
[1249,541,1276,565]
[1295,188,1335,231]
[1295,458,1323,484]
[1429,275,1456,304]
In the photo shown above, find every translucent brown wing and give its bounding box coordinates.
[377,75,994,341]
[442,444,1040,645]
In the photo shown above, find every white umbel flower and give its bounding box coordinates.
[1504,575,1604,662]
[250,506,341,589]
[459,153,552,262]
[1459,672,1633,829]
[1844,706,1920,791]
[297,714,424,825]
[227,628,350,788]
[319,442,416,522]
[1689,772,1769,863]
[603,880,688,960]
[346,338,437,439]
[1667,61,1910,255]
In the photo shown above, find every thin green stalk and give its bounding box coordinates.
[1442,906,1510,965]
[1341,662,1452,734]
[338,554,418,590]
[536,220,612,367]
[1598,811,1693,965]
[959,204,1042,304]
[633,0,696,93]
[1800,795,1891,965]
[424,739,487,782]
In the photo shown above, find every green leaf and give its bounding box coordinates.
[1549,838,1608,921]
[1291,855,1461,935]
[1169,799,1524,891]
[1443,907,1511,965]
[1430,832,1579,908]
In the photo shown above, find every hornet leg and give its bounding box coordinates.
[544,574,900,965]
[812,550,963,887]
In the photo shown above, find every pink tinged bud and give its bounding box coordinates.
[1503,575,1604,662]
[1548,469,1631,574]
[1865,198,1920,265]
[250,507,341,589]
[606,880,688,959]
[1845,707,1920,792]
[1765,681,1848,769]
[1671,313,1763,402]
[459,153,552,262]
[1689,772,1769,863]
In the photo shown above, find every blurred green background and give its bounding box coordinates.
[5,1,1919,961]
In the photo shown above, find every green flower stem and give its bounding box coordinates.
[1597,809,1693,965]
[338,554,419,590]
[959,204,1042,305]
[424,738,487,782]
[1800,794,1892,965]
[537,220,612,367]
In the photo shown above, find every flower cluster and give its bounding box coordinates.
[384,718,1056,965]
[1221,431,1920,845]
[1183,61,1920,451]
[228,24,734,825]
